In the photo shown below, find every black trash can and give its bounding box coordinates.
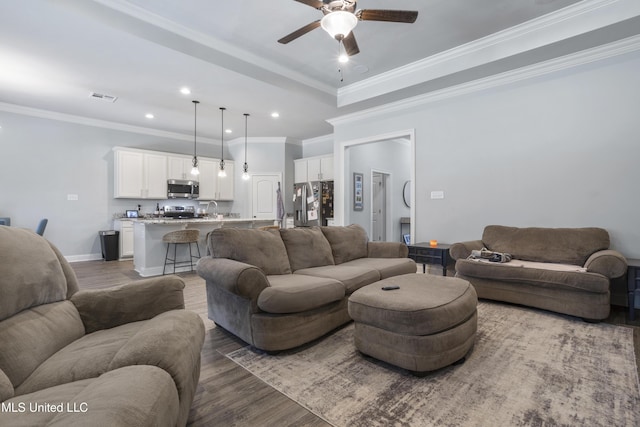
[99,230,119,261]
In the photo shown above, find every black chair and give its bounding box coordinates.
[35,218,48,236]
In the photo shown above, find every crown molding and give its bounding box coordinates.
[329,34,640,127]
[0,102,219,143]
[337,0,640,107]
[302,133,333,146]
[227,136,291,146]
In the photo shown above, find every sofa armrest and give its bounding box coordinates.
[450,240,484,261]
[584,250,627,279]
[367,241,409,258]
[70,276,185,334]
[196,257,270,302]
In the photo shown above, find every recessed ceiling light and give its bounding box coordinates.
[338,54,349,64]
[145,113,154,119]
[225,129,232,134]
[353,64,369,74]
[271,112,280,118]
[180,87,191,95]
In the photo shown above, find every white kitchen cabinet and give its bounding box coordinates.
[167,155,198,181]
[294,159,307,183]
[198,159,234,200]
[144,153,168,199]
[294,155,333,183]
[114,219,134,259]
[114,149,167,199]
[197,159,217,200]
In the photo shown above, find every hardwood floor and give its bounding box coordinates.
[71,259,331,427]
[71,260,640,427]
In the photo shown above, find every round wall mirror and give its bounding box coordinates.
[402,180,411,208]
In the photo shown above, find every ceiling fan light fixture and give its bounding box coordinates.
[321,11,357,40]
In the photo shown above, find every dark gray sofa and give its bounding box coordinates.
[450,225,627,320]
[197,224,416,351]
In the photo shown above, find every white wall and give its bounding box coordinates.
[332,49,640,257]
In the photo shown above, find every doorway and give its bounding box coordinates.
[251,174,282,219]
[371,171,390,241]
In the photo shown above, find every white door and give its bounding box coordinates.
[252,174,281,219]
[371,172,387,241]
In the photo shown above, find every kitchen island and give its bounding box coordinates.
[132,217,276,277]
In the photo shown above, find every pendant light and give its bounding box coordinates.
[242,113,250,181]
[218,107,227,178]
[191,100,200,175]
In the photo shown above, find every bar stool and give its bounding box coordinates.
[162,229,201,275]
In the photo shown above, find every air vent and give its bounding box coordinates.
[89,92,118,103]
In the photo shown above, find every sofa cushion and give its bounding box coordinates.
[0,301,85,389]
[455,258,609,293]
[342,257,418,279]
[209,228,291,275]
[1,366,179,427]
[0,227,70,321]
[482,225,610,265]
[294,265,380,294]
[259,274,345,314]
[321,224,369,264]
[14,309,204,400]
[280,227,335,271]
[0,369,13,402]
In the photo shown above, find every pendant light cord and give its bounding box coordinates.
[244,113,249,164]
[220,107,226,164]
[192,100,199,169]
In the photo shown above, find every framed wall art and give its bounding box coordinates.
[353,172,364,211]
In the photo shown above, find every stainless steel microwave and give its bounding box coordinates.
[167,179,199,199]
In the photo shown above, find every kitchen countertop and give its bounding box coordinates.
[130,217,274,225]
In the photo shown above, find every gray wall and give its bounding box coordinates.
[228,138,301,219]
[346,139,411,242]
[302,135,333,157]
[333,50,640,258]
[0,112,230,260]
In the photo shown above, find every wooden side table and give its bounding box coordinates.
[627,259,640,321]
[407,243,451,276]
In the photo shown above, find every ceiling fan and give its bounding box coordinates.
[278,0,418,57]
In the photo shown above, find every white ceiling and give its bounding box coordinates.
[0,0,638,143]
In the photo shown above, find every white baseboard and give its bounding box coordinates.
[66,253,104,263]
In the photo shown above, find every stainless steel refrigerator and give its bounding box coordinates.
[293,181,333,227]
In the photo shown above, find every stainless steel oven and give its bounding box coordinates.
[167,179,199,199]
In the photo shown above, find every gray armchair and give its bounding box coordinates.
[0,226,204,426]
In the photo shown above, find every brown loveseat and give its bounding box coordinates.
[450,225,627,320]
[0,227,205,427]
[197,224,416,351]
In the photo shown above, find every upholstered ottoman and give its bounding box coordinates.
[348,273,478,374]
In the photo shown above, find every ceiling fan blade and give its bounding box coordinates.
[278,20,321,44]
[293,0,324,9]
[343,32,360,56]
[358,9,418,23]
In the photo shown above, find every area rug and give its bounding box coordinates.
[226,301,640,427]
